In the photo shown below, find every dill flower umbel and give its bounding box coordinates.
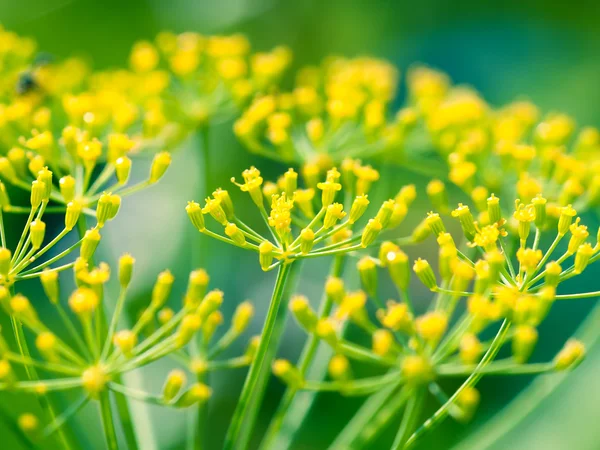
[0,49,175,219]
[234,56,413,167]
[128,32,291,129]
[187,164,415,269]
[406,66,600,216]
[274,193,594,449]
[0,255,256,448]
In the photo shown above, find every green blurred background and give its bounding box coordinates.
[2,0,600,449]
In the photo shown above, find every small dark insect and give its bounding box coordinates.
[16,71,38,95]
[15,52,55,95]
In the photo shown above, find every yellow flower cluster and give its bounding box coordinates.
[274,190,593,448]
[187,163,416,270]
[129,32,291,128]
[407,66,600,214]
[234,56,415,167]
[0,255,257,444]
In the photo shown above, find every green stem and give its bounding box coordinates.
[260,256,345,449]
[236,261,303,450]
[405,320,511,449]
[451,297,600,450]
[391,388,426,450]
[222,263,293,450]
[10,316,73,450]
[99,391,119,450]
[76,215,138,450]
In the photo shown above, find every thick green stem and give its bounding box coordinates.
[260,256,345,450]
[99,391,119,450]
[222,263,293,450]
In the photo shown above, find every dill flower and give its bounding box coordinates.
[0,255,256,446]
[282,193,598,448]
[188,165,417,270]
[234,56,411,167]
[129,32,291,129]
[406,65,600,215]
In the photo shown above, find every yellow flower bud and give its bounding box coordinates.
[574,243,595,274]
[186,201,205,231]
[175,383,212,408]
[411,219,431,243]
[386,250,410,291]
[118,253,135,288]
[176,314,202,348]
[185,269,209,308]
[0,248,11,277]
[213,188,234,220]
[37,167,52,199]
[328,354,350,381]
[197,290,223,322]
[272,359,303,388]
[325,277,345,304]
[315,318,338,346]
[151,270,175,308]
[59,176,76,203]
[557,205,577,236]
[452,204,477,241]
[427,179,448,212]
[361,218,382,248]
[459,333,483,365]
[202,197,227,225]
[300,228,315,254]
[36,331,57,360]
[82,365,108,396]
[80,228,101,261]
[487,194,501,224]
[259,241,274,271]
[401,355,434,385]
[357,257,378,297]
[69,288,99,317]
[512,325,538,364]
[225,223,246,247]
[323,203,346,229]
[115,156,132,184]
[30,180,46,209]
[162,369,187,403]
[349,195,370,224]
[413,258,437,291]
[289,295,317,332]
[30,220,46,249]
[149,152,172,183]
[65,201,82,231]
[554,339,585,370]
[388,202,409,228]
[203,311,224,343]
[283,168,298,196]
[375,200,395,228]
[532,194,547,228]
[416,311,448,343]
[40,269,59,304]
[232,301,254,334]
[372,329,394,356]
[113,330,137,357]
[425,212,446,237]
[316,180,342,207]
[456,387,480,423]
[18,413,39,435]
